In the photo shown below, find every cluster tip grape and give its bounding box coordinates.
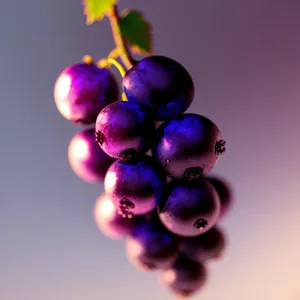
[54,51,233,298]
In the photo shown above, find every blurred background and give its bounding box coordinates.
[1,0,300,299]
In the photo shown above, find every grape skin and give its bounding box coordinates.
[122,56,194,121]
[125,218,179,271]
[153,113,225,180]
[94,194,137,240]
[95,101,155,161]
[54,63,119,124]
[68,128,115,183]
[161,254,207,298]
[207,176,233,219]
[157,178,221,237]
[179,226,226,262]
[104,155,166,216]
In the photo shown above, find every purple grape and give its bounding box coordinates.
[161,254,207,298]
[54,63,119,124]
[68,128,115,183]
[157,178,220,237]
[153,113,226,180]
[207,176,233,219]
[104,155,166,217]
[179,226,226,262]
[95,101,155,161]
[125,219,179,271]
[122,56,194,121]
[94,194,137,240]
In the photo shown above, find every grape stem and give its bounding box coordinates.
[97,57,128,101]
[107,5,136,70]
[97,58,126,78]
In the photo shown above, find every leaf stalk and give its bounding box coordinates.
[107,5,136,69]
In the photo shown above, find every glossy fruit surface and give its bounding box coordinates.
[161,254,207,298]
[179,226,226,261]
[153,113,225,180]
[104,156,166,217]
[95,101,155,161]
[207,176,233,219]
[158,178,220,236]
[94,194,137,240]
[68,128,115,183]
[54,63,119,124]
[122,56,194,121]
[125,219,178,271]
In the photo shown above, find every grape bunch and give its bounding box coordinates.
[54,55,233,298]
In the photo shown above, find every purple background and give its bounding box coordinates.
[1,0,300,299]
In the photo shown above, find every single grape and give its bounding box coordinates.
[54,63,119,124]
[179,226,226,262]
[157,178,220,237]
[94,194,137,240]
[68,128,115,183]
[153,113,226,180]
[207,176,233,219]
[161,254,207,298]
[104,155,166,217]
[95,101,155,161]
[125,219,178,271]
[122,56,194,121]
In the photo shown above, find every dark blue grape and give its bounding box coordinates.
[153,113,225,180]
[207,176,233,219]
[122,56,194,121]
[68,128,115,183]
[157,178,220,237]
[104,156,166,217]
[126,218,179,271]
[95,101,155,161]
[161,254,207,298]
[54,63,119,124]
[94,194,137,240]
[179,226,226,262]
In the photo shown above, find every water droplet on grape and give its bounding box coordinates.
[118,198,135,218]
[184,167,203,181]
[166,159,170,163]
[194,219,208,231]
[119,148,137,162]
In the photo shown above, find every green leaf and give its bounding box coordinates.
[84,0,117,24]
[120,9,153,55]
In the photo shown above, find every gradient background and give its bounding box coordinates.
[1,0,300,299]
